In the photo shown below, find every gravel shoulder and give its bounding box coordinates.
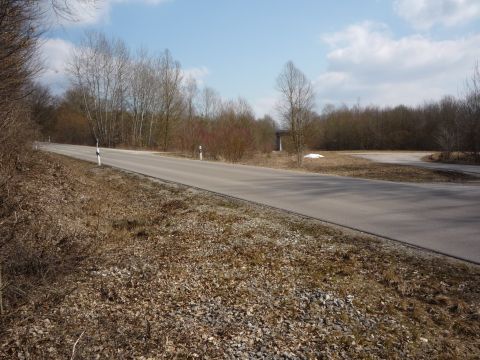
[1,152,479,359]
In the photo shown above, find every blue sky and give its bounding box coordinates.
[41,0,480,117]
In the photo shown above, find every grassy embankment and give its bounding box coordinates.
[0,152,478,358]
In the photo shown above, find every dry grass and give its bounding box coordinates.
[239,151,475,183]
[0,152,479,359]
[0,150,93,317]
[426,152,480,165]
[159,150,474,183]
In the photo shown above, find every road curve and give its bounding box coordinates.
[349,152,480,177]
[42,144,480,263]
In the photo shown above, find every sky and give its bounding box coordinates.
[39,0,480,117]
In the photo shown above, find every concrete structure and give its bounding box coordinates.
[275,130,289,151]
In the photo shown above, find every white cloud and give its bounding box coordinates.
[394,0,480,29]
[37,38,76,94]
[316,22,480,108]
[182,66,210,85]
[252,96,278,119]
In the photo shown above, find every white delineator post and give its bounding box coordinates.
[199,145,203,161]
[96,140,102,166]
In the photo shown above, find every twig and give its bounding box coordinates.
[70,330,85,360]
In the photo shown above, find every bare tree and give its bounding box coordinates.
[0,0,40,143]
[184,76,198,121]
[26,82,57,137]
[69,31,130,146]
[198,87,221,120]
[460,62,480,160]
[128,48,156,146]
[254,115,276,153]
[156,50,183,151]
[177,76,199,153]
[1,0,96,200]
[276,61,315,166]
[0,0,96,317]
[215,98,256,162]
[435,96,460,159]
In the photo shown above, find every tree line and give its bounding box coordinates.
[28,31,480,164]
[277,62,480,164]
[303,83,480,160]
[43,31,275,161]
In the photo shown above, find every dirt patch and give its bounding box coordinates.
[0,152,479,359]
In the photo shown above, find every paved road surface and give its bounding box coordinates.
[42,144,480,263]
[350,152,480,177]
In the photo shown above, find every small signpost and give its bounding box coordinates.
[96,139,102,166]
[199,145,203,161]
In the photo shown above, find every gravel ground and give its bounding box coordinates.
[0,152,479,359]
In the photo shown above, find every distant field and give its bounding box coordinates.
[1,152,478,358]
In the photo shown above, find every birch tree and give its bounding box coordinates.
[128,49,156,146]
[177,76,199,153]
[156,50,183,151]
[69,31,129,146]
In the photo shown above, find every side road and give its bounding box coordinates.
[349,152,480,177]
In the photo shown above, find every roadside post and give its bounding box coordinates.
[96,139,102,166]
[199,145,203,161]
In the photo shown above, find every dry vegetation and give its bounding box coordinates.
[240,152,477,183]
[426,152,480,166]
[0,151,479,359]
[164,150,475,183]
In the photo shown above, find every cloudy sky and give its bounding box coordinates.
[40,0,480,117]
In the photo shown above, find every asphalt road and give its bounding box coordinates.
[42,144,480,263]
[350,152,480,177]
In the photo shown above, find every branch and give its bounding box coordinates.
[70,330,85,360]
